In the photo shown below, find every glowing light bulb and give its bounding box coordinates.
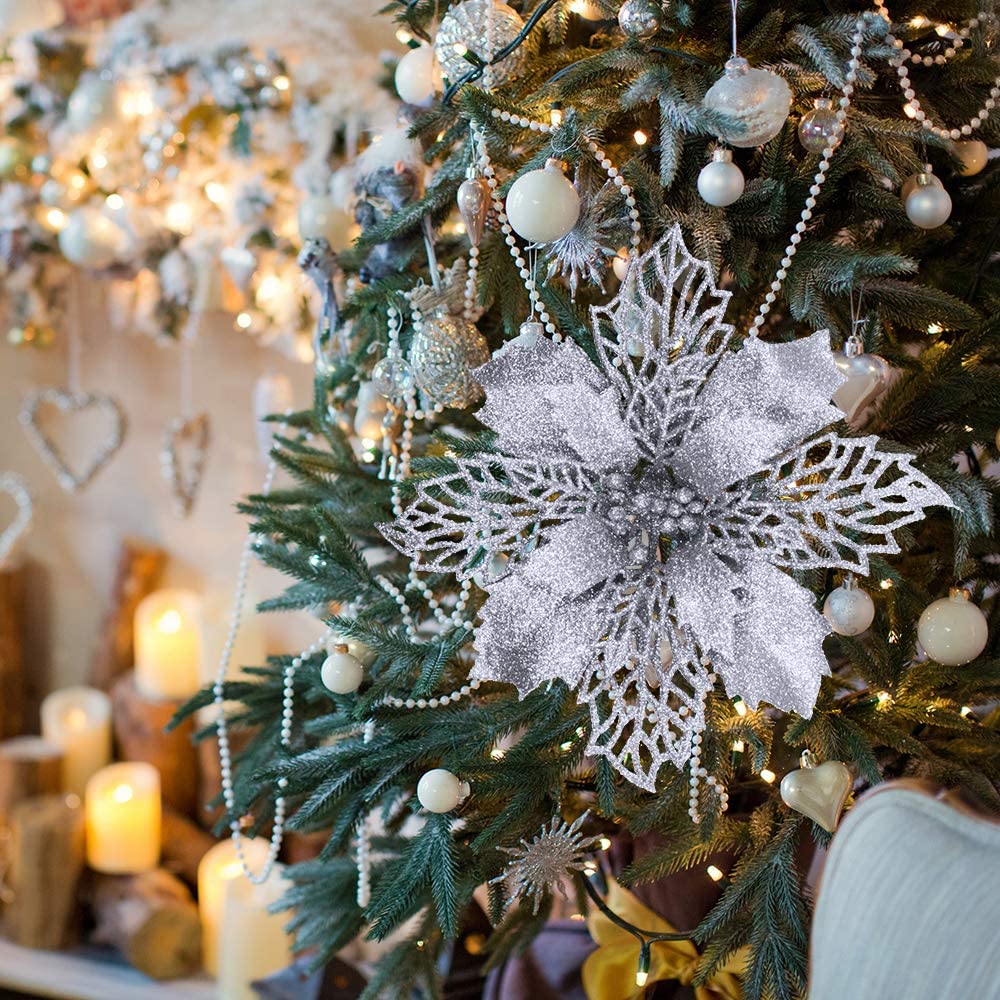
[598,836,612,851]
[165,201,194,234]
[91,153,109,169]
[880,578,893,590]
[876,691,893,709]
[635,970,649,987]
[960,706,973,718]
[732,739,745,752]
[634,129,649,145]
[706,865,725,882]
[236,312,253,330]
[105,194,124,210]
[274,75,290,92]
[550,105,564,127]
[453,43,468,56]
[111,783,134,804]
[45,208,67,231]
[396,29,413,44]
[204,182,227,206]
[157,609,183,634]
[927,323,943,334]
[759,769,776,784]
[733,699,748,718]
[65,707,88,730]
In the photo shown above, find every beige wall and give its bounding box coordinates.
[1,279,317,717]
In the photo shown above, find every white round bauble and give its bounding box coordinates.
[417,768,469,813]
[298,195,354,249]
[505,158,581,244]
[900,169,942,202]
[328,633,376,668]
[58,207,123,269]
[703,56,792,148]
[321,648,364,694]
[617,0,662,39]
[905,176,952,229]
[0,0,61,36]
[823,581,875,636]
[954,139,989,177]
[395,45,441,105]
[917,590,989,666]
[697,149,745,207]
[434,0,527,87]
[66,76,120,134]
[612,247,631,282]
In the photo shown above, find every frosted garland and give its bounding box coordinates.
[874,0,1000,140]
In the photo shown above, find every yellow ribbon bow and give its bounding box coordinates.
[582,879,747,1000]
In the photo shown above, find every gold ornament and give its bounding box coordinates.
[780,751,852,832]
[411,308,489,409]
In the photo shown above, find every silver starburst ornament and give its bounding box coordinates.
[383,227,953,791]
[489,812,602,913]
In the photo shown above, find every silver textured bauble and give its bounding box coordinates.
[703,56,792,148]
[905,174,952,229]
[798,97,840,154]
[617,0,662,39]
[697,148,745,207]
[434,0,527,86]
[411,309,490,408]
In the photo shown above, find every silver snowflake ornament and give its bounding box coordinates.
[382,227,953,791]
[489,812,601,914]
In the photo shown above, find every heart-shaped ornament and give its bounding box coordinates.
[832,336,890,422]
[780,753,852,833]
[160,413,210,518]
[0,472,33,567]
[19,389,127,494]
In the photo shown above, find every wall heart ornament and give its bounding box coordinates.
[0,472,32,567]
[160,412,210,518]
[780,751,853,833]
[19,389,127,494]
[832,334,891,423]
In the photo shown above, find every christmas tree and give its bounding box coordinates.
[187,1,1000,997]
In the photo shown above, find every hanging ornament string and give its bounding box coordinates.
[873,0,1000,140]
[748,15,866,336]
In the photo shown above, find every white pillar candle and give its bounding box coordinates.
[85,762,161,874]
[217,865,293,999]
[197,837,271,976]
[40,686,112,797]
[134,588,202,701]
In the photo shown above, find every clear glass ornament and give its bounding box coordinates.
[434,0,527,86]
[798,97,839,154]
[372,354,416,399]
[457,169,490,247]
[703,56,792,148]
[617,0,662,39]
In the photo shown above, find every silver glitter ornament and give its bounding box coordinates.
[160,413,210,518]
[457,169,490,248]
[383,227,952,791]
[411,308,490,409]
[617,0,662,39]
[434,0,527,86]
[489,812,602,913]
[798,97,840,154]
[703,56,792,148]
[19,389,127,494]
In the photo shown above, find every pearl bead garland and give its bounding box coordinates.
[212,419,338,884]
[874,1,1000,141]
[749,16,865,337]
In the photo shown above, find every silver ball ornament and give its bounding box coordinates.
[798,97,840,154]
[917,590,989,666]
[434,0,527,86]
[321,647,364,694]
[823,579,875,636]
[697,148,745,207]
[905,174,952,229]
[900,168,942,202]
[703,56,792,148]
[617,0,662,39]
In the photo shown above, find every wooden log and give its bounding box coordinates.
[110,671,198,818]
[0,564,26,740]
[3,794,85,949]
[161,807,217,886]
[0,737,62,831]
[90,869,202,980]
[89,540,166,691]
[197,728,252,830]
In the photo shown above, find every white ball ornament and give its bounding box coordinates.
[900,168,942,202]
[505,158,580,245]
[66,76,121,134]
[917,589,989,666]
[697,148,745,207]
[328,634,376,668]
[954,140,989,177]
[321,646,364,694]
[58,207,124,269]
[417,768,470,813]
[394,45,441,106]
[905,174,952,229]
[298,195,354,249]
[612,247,631,282]
[703,56,792,148]
[823,578,875,636]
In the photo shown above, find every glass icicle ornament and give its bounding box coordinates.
[434,0,527,86]
[617,0,662,39]
[798,97,840,154]
[456,167,490,247]
[703,55,792,148]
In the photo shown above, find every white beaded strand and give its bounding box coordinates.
[749,16,866,337]
[874,1,1000,140]
[355,718,376,908]
[382,676,483,710]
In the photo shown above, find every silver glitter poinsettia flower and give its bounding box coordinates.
[382,226,953,791]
